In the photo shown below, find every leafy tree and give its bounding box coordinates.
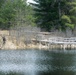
[13,0,35,27]
[60,0,76,31]
[31,0,76,31]
[0,0,16,29]
[0,0,5,8]
[0,0,35,29]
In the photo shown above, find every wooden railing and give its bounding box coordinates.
[40,37,76,44]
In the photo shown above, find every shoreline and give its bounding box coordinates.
[1,42,76,50]
[1,36,76,50]
[0,30,76,50]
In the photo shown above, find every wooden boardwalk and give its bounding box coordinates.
[38,37,76,50]
[40,37,76,44]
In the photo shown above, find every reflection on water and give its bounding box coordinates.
[0,50,76,75]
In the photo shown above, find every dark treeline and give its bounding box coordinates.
[31,0,76,31]
[0,0,76,32]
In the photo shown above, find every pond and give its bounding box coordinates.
[0,49,76,75]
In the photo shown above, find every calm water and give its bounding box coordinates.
[0,49,76,75]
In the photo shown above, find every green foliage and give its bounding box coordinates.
[24,5,36,26]
[61,15,71,23]
[0,0,16,29]
[31,0,76,31]
[70,7,76,14]
[65,23,74,29]
[61,15,74,29]
[0,0,5,8]
[0,0,35,29]
[67,2,76,6]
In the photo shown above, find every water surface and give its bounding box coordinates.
[0,49,76,75]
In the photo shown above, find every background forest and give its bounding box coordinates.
[0,0,76,32]
[0,0,35,29]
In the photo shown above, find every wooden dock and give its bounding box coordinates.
[38,37,76,50]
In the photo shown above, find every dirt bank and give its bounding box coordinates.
[0,30,76,50]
